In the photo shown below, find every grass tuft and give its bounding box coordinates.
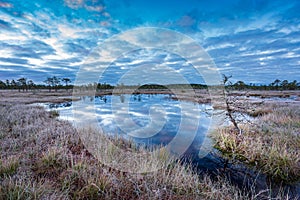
[213,105,300,183]
[0,157,19,178]
[0,102,298,199]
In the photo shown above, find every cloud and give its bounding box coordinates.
[64,0,85,9]
[64,0,104,12]
[95,47,207,85]
[0,1,13,8]
[0,0,300,84]
[0,3,113,82]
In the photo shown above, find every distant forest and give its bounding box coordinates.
[0,76,299,91]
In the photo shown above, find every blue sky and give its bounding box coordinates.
[0,0,299,84]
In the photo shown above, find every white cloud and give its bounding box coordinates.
[234,13,278,34]
[280,52,300,58]
[0,29,28,43]
[0,49,13,58]
[240,49,287,57]
[58,24,79,39]
[205,43,235,51]
[27,58,45,67]
[258,56,275,61]
[277,24,300,35]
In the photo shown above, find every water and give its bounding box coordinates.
[49,94,215,158]
[42,94,300,197]
[35,101,74,121]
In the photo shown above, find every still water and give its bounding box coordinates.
[42,94,300,196]
[46,94,214,158]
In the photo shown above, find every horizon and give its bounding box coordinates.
[1,76,299,88]
[0,0,300,84]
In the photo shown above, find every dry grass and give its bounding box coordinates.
[245,104,276,117]
[0,104,234,199]
[0,103,298,199]
[213,105,300,183]
[0,156,19,178]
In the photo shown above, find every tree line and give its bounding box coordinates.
[0,76,115,92]
[230,79,300,90]
[0,77,299,91]
[0,76,73,92]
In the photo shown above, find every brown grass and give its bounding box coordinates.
[0,103,241,199]
[213,105,300,183]
[0,102,298,199]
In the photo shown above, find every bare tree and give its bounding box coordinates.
[222,75,252,134]
[221,74,241,134]
[222,74,264,135]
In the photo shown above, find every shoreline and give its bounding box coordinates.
[0,103,268,199]
[1,89,299,104]
[0,90,299,198]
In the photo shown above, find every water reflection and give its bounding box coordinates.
[48,102,72,109]
[44,94,300,196]
[120,94,125,103]
[47,94,214,158]
[94,94,212,156]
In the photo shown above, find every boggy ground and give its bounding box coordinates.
[0,90,300,199]
[210,99,300,199]
[0,96,299,199]
[0,90,75,104]
[1,89,300,104]
[0,103,264,200]
[212,103,300,183]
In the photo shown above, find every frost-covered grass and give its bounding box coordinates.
[0,103,298,199]
[213,105,300,183]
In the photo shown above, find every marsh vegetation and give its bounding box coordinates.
[0,87,299,199]
[0,104,258,199]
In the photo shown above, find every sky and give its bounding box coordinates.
[0,0,300,85]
